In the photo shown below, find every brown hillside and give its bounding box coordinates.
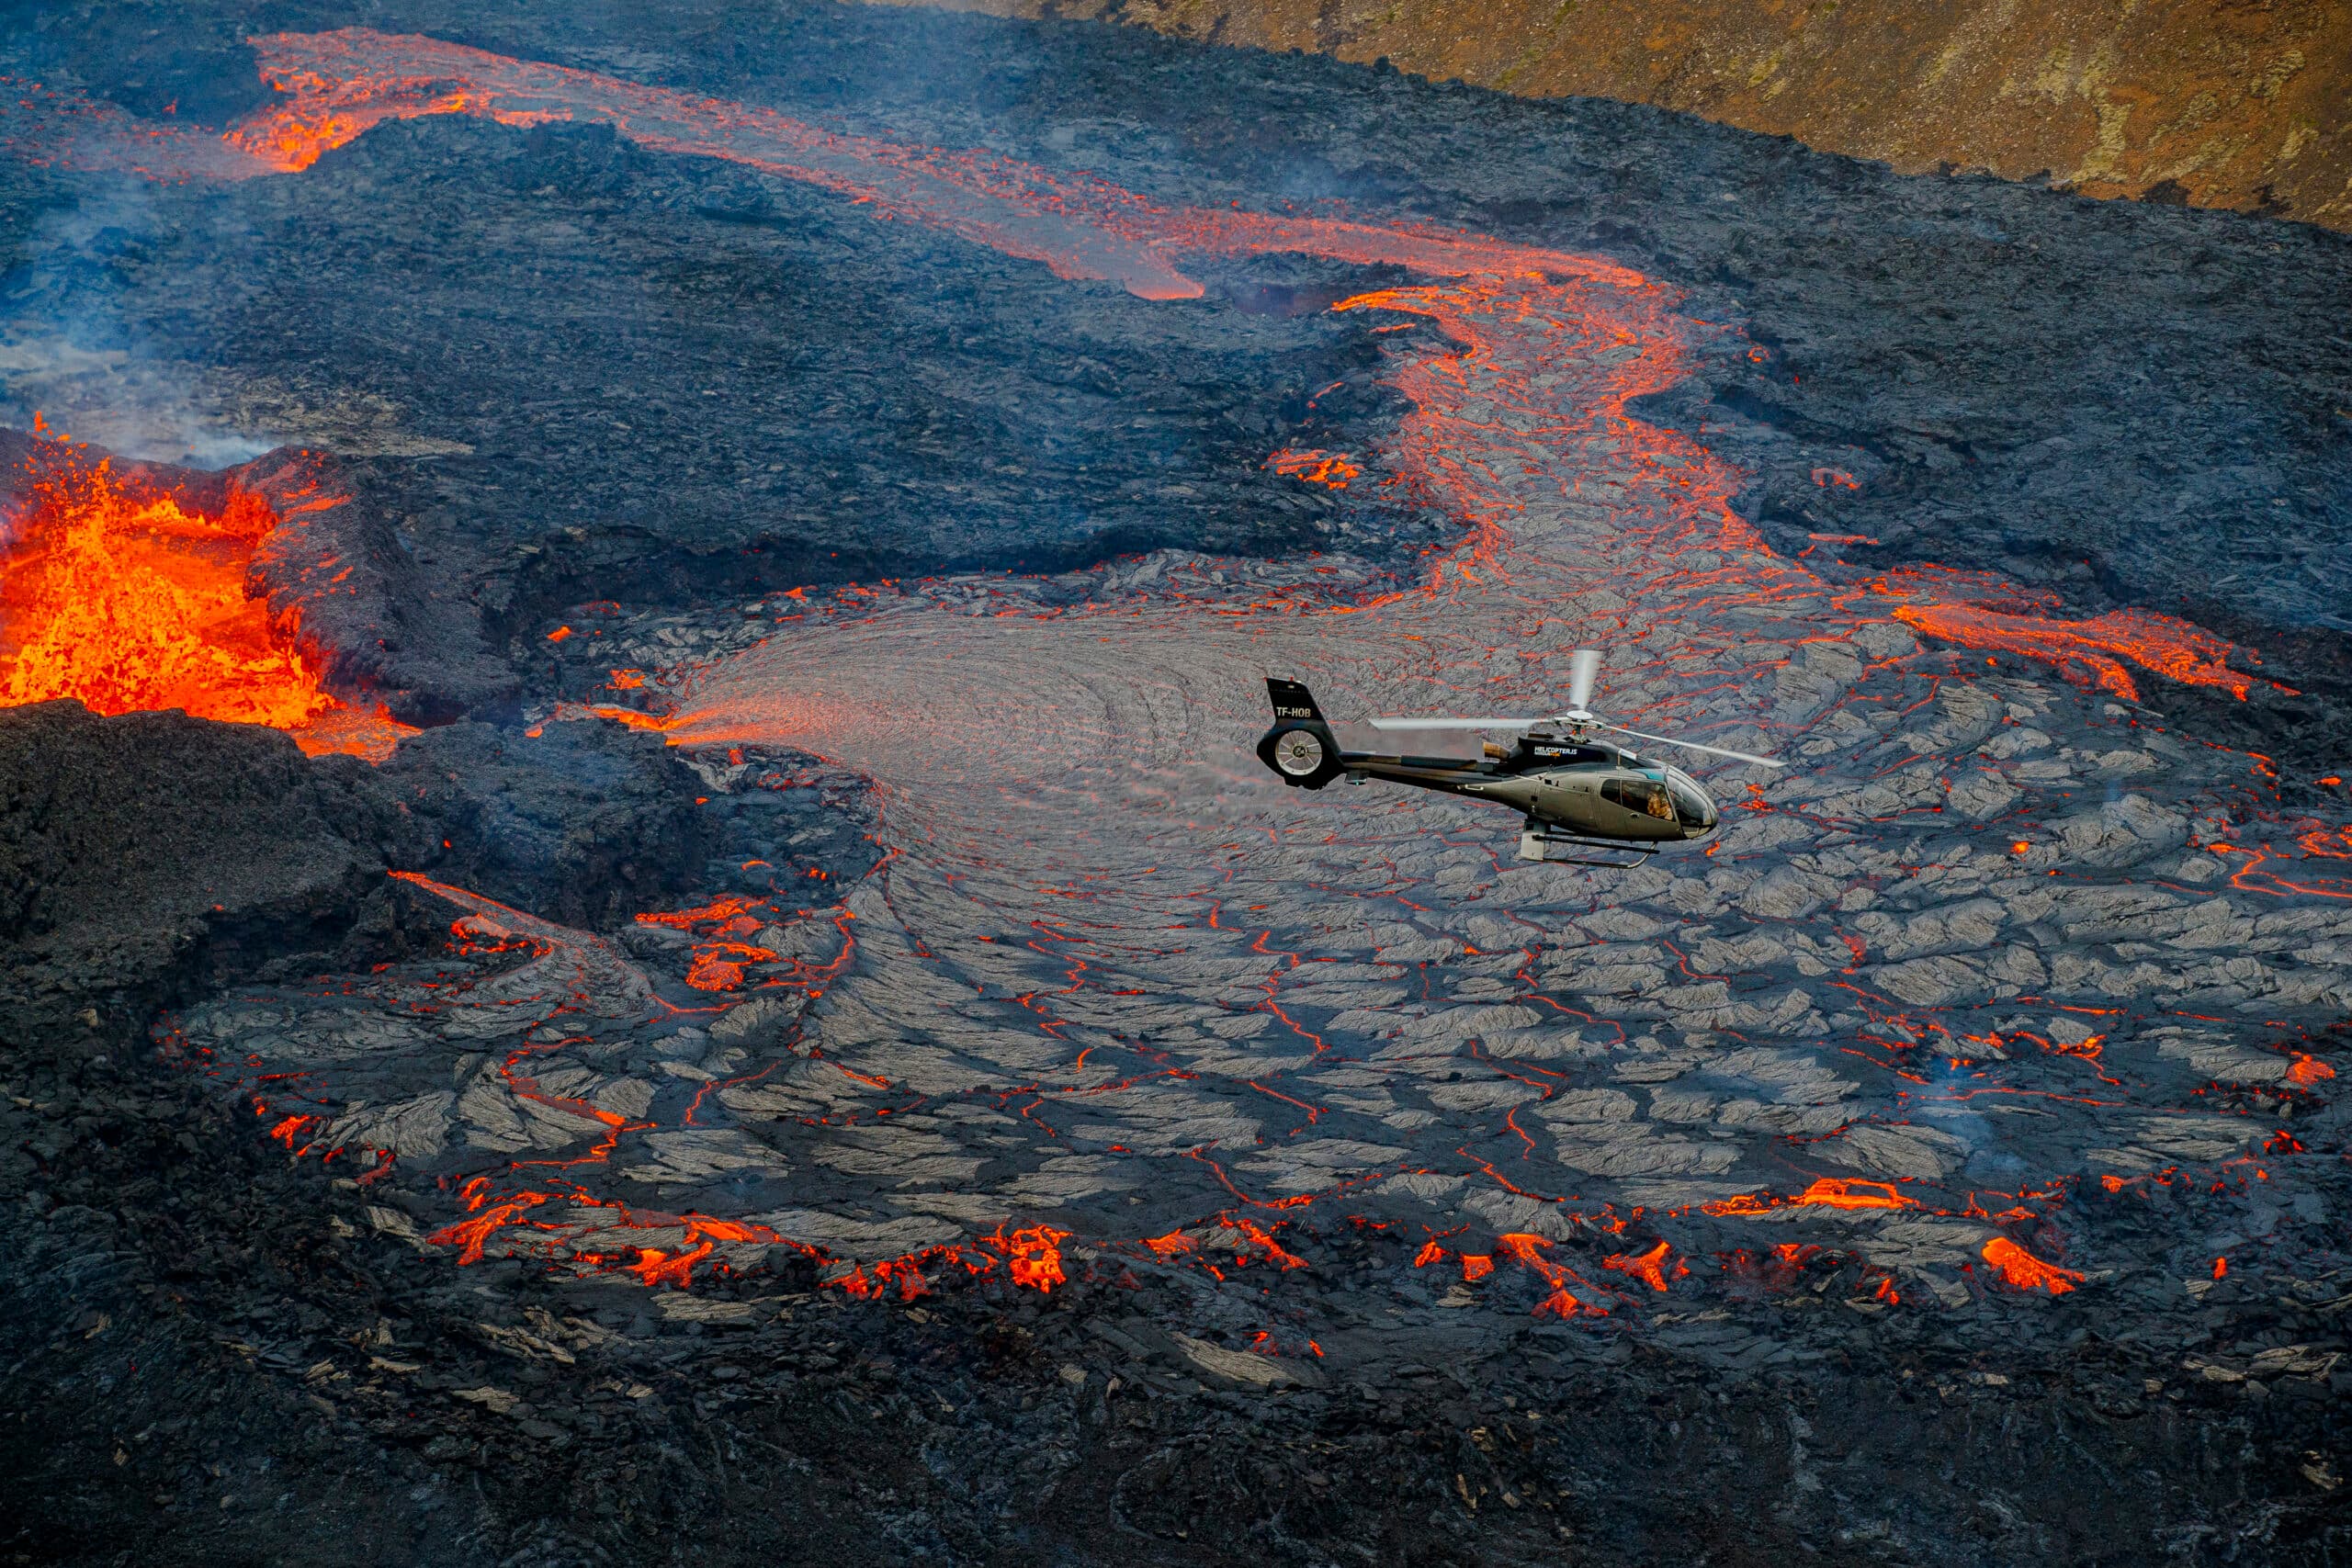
[890,0,2352,229]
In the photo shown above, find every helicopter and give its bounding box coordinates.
[1254,649,1783,867]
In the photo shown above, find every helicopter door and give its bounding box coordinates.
[1532,773,1592,830]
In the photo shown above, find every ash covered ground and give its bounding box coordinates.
[3,5,2351,1566]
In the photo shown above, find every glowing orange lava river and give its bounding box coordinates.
[85,30,2346,1326]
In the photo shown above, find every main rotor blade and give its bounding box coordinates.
[1365,716,1544,730]
[1591,720,1784,768]
[1567,649,1600,714]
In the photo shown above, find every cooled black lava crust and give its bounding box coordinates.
[3,5,2350,1567]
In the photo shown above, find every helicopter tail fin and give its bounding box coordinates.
[1258,678,1343,789]
[1266,678,1325,724]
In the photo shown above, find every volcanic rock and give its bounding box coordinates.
[0,700,714,1043]
[0,699,402,1043]
[932,0,2352,231]
[375,718,708,930]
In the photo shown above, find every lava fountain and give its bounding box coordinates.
[0,430,410,758]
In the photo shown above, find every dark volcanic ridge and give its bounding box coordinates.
[0,699,735,1040]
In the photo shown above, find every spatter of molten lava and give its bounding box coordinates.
[0,434,325,727]
[0,431,411,759]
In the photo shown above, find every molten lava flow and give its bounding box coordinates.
[1822,561,2289,704]
[1978,1236,2083,1294]
[0,434,413,759]
[0,76,277,180]
[219,29,1639,307]
[2210,824,2352,902]
[1702,1178,1917,1216]
[683,943,776,991]
[1496,1233,1608,1318]
[133,29,2351,1325]
[53,25,2280,718]
[1890,600,2279,705]
[16,28,2293,718]
[1602,1239,1679,1292]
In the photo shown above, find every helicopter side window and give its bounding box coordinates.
[1601,777,1675,821]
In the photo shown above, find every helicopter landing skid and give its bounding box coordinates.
[1518,828,1657,869]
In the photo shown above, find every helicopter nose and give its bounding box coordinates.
[1664,768,1718,838]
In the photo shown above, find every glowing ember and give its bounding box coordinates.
[627,1240,713,1288]
[1602,1239,1679,1292]
[839,1256,937,1301]
[1144,1230,1197,1258]
[1978,1236,2083,1294]
[2285,1054,2335,1087]
[1267,447,1362,489]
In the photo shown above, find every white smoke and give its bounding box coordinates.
[0,177,288,468]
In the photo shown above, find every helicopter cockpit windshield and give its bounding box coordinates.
[1664,767,1717,835]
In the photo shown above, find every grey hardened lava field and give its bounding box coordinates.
[1,5,2348,1566]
